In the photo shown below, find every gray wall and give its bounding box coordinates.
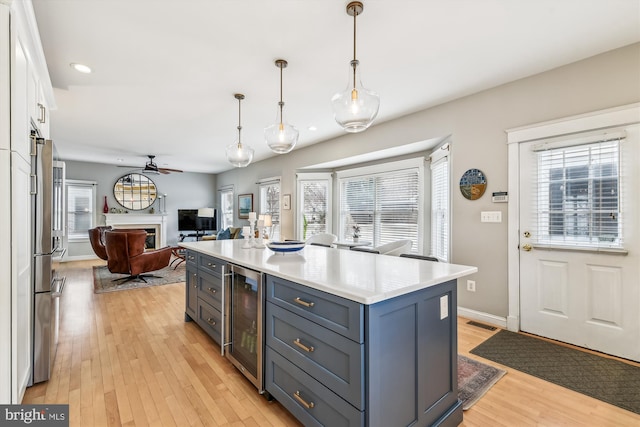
[63,160,216,259]
[216,43,640,319]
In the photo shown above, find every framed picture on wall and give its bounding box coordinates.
[238,194,253,219]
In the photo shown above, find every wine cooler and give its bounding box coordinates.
[224,264,264,391]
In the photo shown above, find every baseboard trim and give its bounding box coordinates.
[457,307,507,329]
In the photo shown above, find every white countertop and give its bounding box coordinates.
[180,240,477,305]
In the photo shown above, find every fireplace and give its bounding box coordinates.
[143,228,156,249]
[103,214,167,249]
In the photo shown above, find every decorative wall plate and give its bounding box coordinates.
[459,169,487,200]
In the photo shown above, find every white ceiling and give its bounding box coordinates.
[31,0,640,174]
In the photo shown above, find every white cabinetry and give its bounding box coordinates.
[0,0,55,404]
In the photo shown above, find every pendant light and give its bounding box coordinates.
[265,59,299,154]
[226,94,254,168]
[331,1,379,133]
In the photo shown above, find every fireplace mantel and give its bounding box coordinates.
[104,214,168,249]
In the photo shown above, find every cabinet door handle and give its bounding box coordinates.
[294,297,315,308]
[207,287,216,294]
[206,318,216,326]
[37,103,46,123]
[293,338,314,353]
[207,262,216,268]
[293,391,315,409]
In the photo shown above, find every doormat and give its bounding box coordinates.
[458,355,506,410]
[93,263,185,293]
[470,330,640,414]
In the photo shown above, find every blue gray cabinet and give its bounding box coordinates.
[184,249,226,347]
[264,274,461,427]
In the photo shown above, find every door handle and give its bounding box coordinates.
[522,244,532,252]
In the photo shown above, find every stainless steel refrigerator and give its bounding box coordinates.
[30,134,65,384]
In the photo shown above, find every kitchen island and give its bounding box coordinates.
[180,239,477,427]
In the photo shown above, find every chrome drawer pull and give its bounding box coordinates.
[206,318,216,326]
[207,262,216,268]
[208,287,216,294]
[294,297,315,308]
[293,338,314,353]
[293,391,314,409]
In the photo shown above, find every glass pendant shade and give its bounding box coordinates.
[331,60,379,133]
[265,108,299,154]
[225,141,254,167]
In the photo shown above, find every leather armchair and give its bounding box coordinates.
[104,229,172,283]
[88,226,112,260]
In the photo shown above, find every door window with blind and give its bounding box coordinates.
[297,173,332,240]
[531,133,624,249]
[430,144,450,261]
[259,179,280,240]
[219,186,234,229]
[337,158,423,252]
[66,179,96,240]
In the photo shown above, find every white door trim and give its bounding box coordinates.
[506,102,640,332]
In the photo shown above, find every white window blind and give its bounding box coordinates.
[430,151,449,261]
[259,179,281,240]
[533,137,623,249]
[66,180,96,240]
[338,161,421,251]
[297,173,332,240]
[219,186,234,229]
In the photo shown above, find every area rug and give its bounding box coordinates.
[93,263,185,293]
[458,354,506,410]
[470,330,640,415]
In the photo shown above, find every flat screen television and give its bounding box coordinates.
[178,209,217,232]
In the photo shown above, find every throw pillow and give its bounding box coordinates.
[216,228,231,240]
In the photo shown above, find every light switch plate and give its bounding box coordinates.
[481,211,502,223]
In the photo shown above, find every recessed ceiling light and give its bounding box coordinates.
[70,63,92,74]
[308,126,317,131]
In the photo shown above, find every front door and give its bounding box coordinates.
[519,123,640,362]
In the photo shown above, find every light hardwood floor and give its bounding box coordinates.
[23,260,640,426]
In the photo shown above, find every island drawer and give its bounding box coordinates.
[266,275,363,343]
[265,347,363,427]
[196,298,222,345]
[185,250,197,267]
[198,253,225,277]
[198,270,223,310]
[266,302,364,409]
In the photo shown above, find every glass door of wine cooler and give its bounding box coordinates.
[225,264,263,391]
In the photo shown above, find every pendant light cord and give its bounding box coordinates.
[352,4,358,89]
[237,97,242,147]
[279,64,284,125]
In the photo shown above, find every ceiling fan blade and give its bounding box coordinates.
[159,168,183,173]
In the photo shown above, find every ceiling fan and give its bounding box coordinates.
[121,155,183,175]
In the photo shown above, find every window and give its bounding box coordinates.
[259,178,281,240]
[337,158,423,252]
[66,180,96,240]
[533,135,623,248]
[430,144,450,261]
[219,186,234,229]
[297,173,332,240]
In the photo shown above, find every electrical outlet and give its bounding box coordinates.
[467,280,476,292]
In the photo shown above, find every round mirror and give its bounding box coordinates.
[113,173,157,211]
[459,168,487,200]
